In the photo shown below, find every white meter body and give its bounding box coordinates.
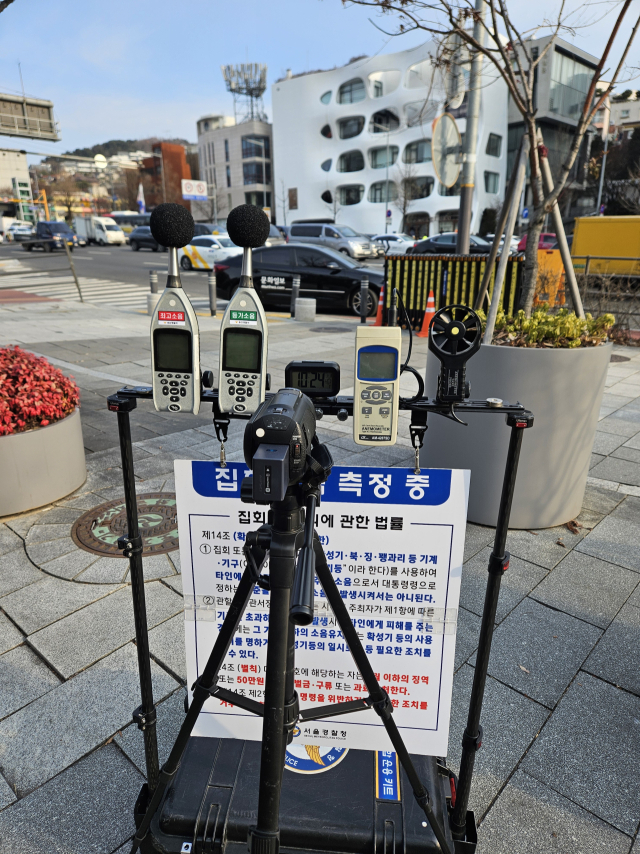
[150,287,201,415]
[353,326,402,446]
[218,287,268,415]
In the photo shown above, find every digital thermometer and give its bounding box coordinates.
[353,326,402,445]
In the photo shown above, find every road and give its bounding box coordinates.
[0,241,385,309]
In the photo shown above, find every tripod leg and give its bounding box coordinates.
[313,541,453,854]
[116,407,159,792]
[450,415,529,837]
[130,557,259,854]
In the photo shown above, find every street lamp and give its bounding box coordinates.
[371,121,392,233]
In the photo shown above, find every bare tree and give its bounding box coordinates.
[344,0,640,315]
[324,191,342,222]
[45,175,83,223]
[276,179,289,226]
[393,160,419,229]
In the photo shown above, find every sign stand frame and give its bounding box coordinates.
[107,386,532,854]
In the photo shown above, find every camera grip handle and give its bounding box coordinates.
[290,493,317,626]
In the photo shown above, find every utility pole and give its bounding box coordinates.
[456,0,485,255]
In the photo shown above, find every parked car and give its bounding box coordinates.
[7,222,33,242]
[371,233,417,255]
[214,243,383,316]
[178,235,243,270]
[193,223,215,236]
[129,226,165,252]
[265,224,286,247]
[408,232,492,255]
[22,221,78,252]
[74,215,126,246]
[485,233,520,253]
[288,223,374,259]
[517,232,556,252]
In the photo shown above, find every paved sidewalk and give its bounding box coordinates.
[0,295,639,853]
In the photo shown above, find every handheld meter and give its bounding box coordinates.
[149,204,201,415]
[353,326,402,445]
[218,204,271,415]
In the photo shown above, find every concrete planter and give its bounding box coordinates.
[421,342,612,529]
[0,408,86,517]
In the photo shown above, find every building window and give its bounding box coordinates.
[549,49,592,119]
[338,184,364,205]
[368,181,398,203]
[203,120,209,132]
[227,193,232,211]
[404,176,434,200]
[243,162,271,185]
[370,109,400,133]
[320,91,332,104]
[369,146,399,168]
[321,159,332,172]
[486,133,502,157]
[621,109,630,118]
[403,140,431,163]
[438,177,461,196]
[484,171,499,193]
[224,139,229,161]
[288,188,298,210]
[208,141,215,164]
[244,191,271,207]
[338,78,365,104]
[373,80,383,98]
[321,190,333,203]
[337,150,365,172]
[321,124,332,139]
[242,135,271,159]
[226,165,231,188]
[338,117,365,139]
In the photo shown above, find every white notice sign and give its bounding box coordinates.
[175,461,469,757]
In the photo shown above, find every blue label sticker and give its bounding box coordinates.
[376,751,401,801]
[191,461,451,506]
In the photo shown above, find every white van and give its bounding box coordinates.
[74,216,126,246]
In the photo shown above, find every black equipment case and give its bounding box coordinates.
[136,736,459,854]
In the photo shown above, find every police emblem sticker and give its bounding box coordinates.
[375,751,401,801]
[285,743,348,774]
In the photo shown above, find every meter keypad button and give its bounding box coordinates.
[235,404,245,412]
[371,390,382,401]
[170,396,180,403]
[180,388,186,397]
[234,374,240,378]
[242,374,249,378]
[157,373,164,378]
[362,406,372,415]
[160,379,168,385]
[175,375,181,379]
[382,390,392,400]
[162,387,169,396]
[166,374,173,378]
[236,380,246,387]
[225,373,231,377]
[246,388,253,397]
[380,407,390,417]
[236,396,246,402]
[180,380,188,386]
[361,390,371,400]
[248,381,255,386]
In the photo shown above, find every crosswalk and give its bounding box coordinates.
[0,271,211,312]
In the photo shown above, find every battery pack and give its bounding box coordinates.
[136,736,457,854]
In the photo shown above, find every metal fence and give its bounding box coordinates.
[383,254,525,328]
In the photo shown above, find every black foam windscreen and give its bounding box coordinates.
[150,203,195,248]
[227,204,271,249]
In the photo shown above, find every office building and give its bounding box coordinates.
[140,142,193,210]
[271,43,508,237]
[195,114,273,223]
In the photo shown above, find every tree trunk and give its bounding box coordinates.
[519,209,545,315]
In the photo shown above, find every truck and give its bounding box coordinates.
[572,216,640,277]
[73,215,126,246]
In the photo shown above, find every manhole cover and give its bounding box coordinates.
[311,325,357,333]
[611,354,630,363]
[71,493,179,557]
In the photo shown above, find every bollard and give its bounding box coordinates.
[294,298,316,322]
[147,292,161,316]
[360,275,369,324]
[207,269,217,317]
[149,270,159,294]
[290,274,301,318]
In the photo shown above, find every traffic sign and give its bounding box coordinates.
[522,207,529,220]
[181,180,208,201]
[386,209,392,218]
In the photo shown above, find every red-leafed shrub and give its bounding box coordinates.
[0,346,80,436]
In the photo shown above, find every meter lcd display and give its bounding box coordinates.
[223,328,262,373]
[358,349,397,381]
[153,329,192,373]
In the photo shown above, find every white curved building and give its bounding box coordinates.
[271,42,508,238]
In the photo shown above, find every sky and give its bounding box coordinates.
[0,0,637,164]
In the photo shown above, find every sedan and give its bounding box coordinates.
[408,232,492,254]
[214,243,383,316]
[178,236,243,270]
[517,232,557,252]
[129,226,165,252]
[371,233,417,255]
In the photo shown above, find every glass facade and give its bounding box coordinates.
[338,185,364,205]
[338,79,366,104]
[369,146,399,168]
[244,191,272,207]
[243,162,271,185]
[403,140,431,163]
[370,109,400,132]
[368,181,398,203]
[241,135,271,159]
[484,171,499,193]
[338,117,365,139]
[405,176,434,200]
[486,133,502,157]
[549,50,592,120]
[338,150,365,172]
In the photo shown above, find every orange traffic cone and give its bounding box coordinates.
[374,284,385,326]
[416,290,435,338]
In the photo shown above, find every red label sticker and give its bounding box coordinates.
[159,311,185,321]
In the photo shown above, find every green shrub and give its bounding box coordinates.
[477,305,615,348]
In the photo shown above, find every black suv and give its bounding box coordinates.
[214,243,382,316]
[408,233,491,255]
[23,221,78,252]
[129,226,166,252]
